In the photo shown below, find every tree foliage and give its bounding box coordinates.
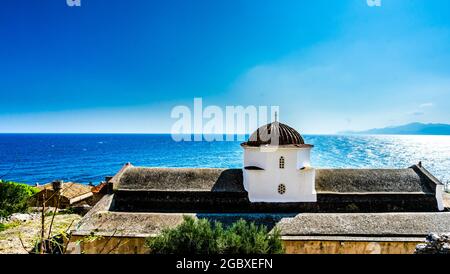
[0,181,38,217]
[146,216,284,254]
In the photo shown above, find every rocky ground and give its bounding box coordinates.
[415,233,450,254]
[0,213,81,254]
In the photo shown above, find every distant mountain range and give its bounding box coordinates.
[341,123,450,135]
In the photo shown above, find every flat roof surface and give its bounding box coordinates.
[72,194,450,241]
[107,164,441,213]
[112,164,437,194]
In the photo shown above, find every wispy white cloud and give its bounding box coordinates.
[419,103,434,108]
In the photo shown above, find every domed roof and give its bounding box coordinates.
[242,122,310,147]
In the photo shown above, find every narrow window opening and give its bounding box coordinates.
[279,156,285,169]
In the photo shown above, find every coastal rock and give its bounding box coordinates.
[415,233,450,254]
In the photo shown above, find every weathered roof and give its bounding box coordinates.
[242,122,310,147]
[107,163,441,213]
[73,195,450,240]
[315,166,435,193]
[112,164,436,194]
[112,165,244,192]
[73,195,186,237]
[91,182,107,194]
[275,212,450,237]
[38,182,92,200]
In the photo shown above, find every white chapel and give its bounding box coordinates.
[241,121,317,203]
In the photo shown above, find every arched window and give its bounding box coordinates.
[279,156,285,169]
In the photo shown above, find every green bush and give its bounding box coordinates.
[146,216,284,254]
[0,181,39,217]
[224,219,284,254]
[0,221,21,232]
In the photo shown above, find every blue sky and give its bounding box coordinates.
[1,0,450,134]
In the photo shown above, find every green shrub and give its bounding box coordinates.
[0,221,21,232]
[0,181,39,217]
[146,216,284,254]
[223,219,284,254]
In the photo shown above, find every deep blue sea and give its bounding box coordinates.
[0,134,449,185]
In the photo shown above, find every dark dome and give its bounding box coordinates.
[243,122,306,147]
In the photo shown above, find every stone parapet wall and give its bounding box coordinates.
[67,235,421,254]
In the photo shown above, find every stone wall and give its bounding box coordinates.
[67,235,420,254]
[283,239,420,254]
[67,235,149,254]
[113,190,438,213]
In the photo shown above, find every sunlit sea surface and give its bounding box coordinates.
[0,134,449,185]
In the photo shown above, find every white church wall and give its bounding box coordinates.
[243,147,317,203]
[243,148,268,170]
[297,148,312,169]
[436,184,445,211]
[245,169,317,202]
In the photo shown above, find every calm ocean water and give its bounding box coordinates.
[0,134,449,185]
